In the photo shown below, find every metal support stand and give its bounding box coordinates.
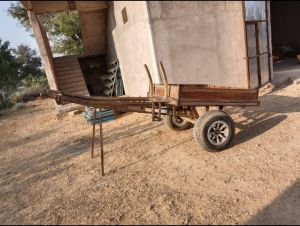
[99,108,104,176]
[91,108,105,176]
[91,108,96,158]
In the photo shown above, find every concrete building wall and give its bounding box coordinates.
[112,1,160,97]
[147,1,248,88]
[106,1,117,63]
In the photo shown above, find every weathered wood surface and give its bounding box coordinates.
[79,10,107,55]
[27,11,58,90]
[21,1,107,14]
[53,56,89,97]
[152,84,259,106]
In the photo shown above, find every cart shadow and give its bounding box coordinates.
[245,179,300,225]
[0,136,90,190]
[0,133,91,224]
[94,117,164,147]
[0,127,58,152]
[226,93,300,146]
[107,138,193,174]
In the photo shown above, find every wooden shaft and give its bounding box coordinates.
[144,64,154,96]
[159,61,169,98]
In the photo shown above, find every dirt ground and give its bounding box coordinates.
[0,80,299,225]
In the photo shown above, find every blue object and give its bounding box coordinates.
[83,107,115,125]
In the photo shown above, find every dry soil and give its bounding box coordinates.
[0,80,299,224]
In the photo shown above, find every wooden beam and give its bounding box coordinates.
[75,1,108,12]
[26,1,107,15]
[27,11,58,90]
[21,1,33,10]
[31,1,70,14]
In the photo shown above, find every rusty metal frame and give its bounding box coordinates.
[265,1,272,83]
[242,1,251,89]
[243,0,272,89]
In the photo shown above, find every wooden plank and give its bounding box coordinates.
[153,84,258,106]
[79,10,107,55]
[153,85,179,99]
[75,1,107,11]
[26,1,107,15]
[31,1,70,14]
[178,101,259,106]
[27,11,58,90]
[21,1,32,10]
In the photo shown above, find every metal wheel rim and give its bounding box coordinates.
[171,116,186,127]
[207,120,230,145]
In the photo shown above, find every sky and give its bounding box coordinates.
[0,1,38,51]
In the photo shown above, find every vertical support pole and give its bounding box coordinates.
[151,102,156,121]
[99,108,104,176]
[265,0,272,82]
[91,108,96,158]
[158,102,161,121]
[172,106,176,116]
[255,23,262,86]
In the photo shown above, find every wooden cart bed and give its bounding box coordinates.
[150,84,259,107]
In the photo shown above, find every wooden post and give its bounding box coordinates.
[27,10,58,90]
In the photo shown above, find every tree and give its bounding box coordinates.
[12,44,44,80]
[8,2,83,55]
[0,39,20,91]
[0,39,46,92]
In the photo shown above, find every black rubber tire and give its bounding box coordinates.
[164,115,193,131]
[193,110,235,152]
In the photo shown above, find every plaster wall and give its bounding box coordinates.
[147,1,248,88]
[112,1,160,97]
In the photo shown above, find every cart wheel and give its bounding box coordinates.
[164,115,193,131]
[193,110,235,151]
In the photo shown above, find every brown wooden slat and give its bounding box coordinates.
[55,71,83,77]
[153,85,179,99]
[152,84,258,107]
[56,76,85,83]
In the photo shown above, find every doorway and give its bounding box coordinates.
[270,1,300,83]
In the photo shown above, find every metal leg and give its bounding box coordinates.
[158,102,161,121]
[152,102,155,121]
[91,108,96,158]
[99,108,104,176]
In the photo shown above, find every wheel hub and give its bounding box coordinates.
[207,120,230,145]
[172,116,186,127]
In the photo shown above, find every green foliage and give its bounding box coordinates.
[20,74,48,89]
[44,12,83,55]
[0,39,48,109]
[12,44,44,80]
[8,2,83,55]
[7,2,32,32]
[0,39,20,90]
